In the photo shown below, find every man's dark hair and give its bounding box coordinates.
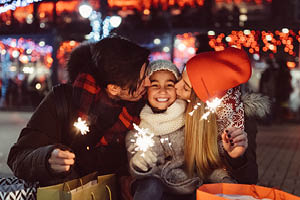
[92,35,150,94]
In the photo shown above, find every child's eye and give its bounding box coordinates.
[151,84,159,88]
[167,83,175,88]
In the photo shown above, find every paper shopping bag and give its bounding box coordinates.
[197,183,300,200]
[0,177,38,200]
[37,172,116,200]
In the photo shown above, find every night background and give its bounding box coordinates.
[1,0,300,197]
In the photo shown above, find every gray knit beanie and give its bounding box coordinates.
[147,60,180,80]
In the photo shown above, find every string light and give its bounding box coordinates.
[0,0,43,14]
[209,29,300,57]
[107,0,272,11]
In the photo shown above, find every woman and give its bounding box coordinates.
[175,47,269,184]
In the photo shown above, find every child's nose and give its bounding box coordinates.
[158,87,167,94]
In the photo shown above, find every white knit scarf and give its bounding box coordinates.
[139,99,186,136]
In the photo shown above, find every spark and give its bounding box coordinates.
[132,123,154,155]
[74,117,90,135]
[160,137,172,147]
[201,97,223,120]
[188,102,201,116]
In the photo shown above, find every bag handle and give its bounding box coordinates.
[79,178,84,189]
[63,182,71,192]
[90,185,112,200]
[105,185,112,200]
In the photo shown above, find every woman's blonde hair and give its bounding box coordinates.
[184,90,224,180]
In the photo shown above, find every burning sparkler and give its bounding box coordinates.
[131,123,154,156]
[200,97,223,120]
[188,97,223,121]
[73,117,90,135]
[188,102,201,116]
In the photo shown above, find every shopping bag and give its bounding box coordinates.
[0,176,38,200]
[37,172,116,200]
[197,183,300,200]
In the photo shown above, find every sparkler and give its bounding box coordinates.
[188,78,222,120]
[200,97,223,120]
[188,97,223,121]
[73,117,90,135]
[188,102,201,116]
[131,123,154,156]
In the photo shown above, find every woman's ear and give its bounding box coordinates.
[106,84,121,96]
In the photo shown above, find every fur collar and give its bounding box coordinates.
[139,99,186,136]
[242,93,271,118]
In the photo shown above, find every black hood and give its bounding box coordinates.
[67,42,96,83]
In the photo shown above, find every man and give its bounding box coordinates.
[7,36,151,187]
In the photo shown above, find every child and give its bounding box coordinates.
[125,60,200,200]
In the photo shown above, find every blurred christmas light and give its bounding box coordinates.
[208,28,300,59]
[0,0,43,14]
[287,61,296,69]
[39,41,45,47]
[23,66,34,74]
[79,3,93,18]
[12,50,20,58]
[35,83,42,90]
[208,30,215,36]
[163,46,170,52]
[109,15,122,28]
[178,43,186,51]
[107,0,271,11]
[154,38,161,45]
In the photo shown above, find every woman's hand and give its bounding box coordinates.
[221,127,248,158]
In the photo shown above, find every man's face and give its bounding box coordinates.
[175,69,192,100]
[118,63,150,102]
[147,70,177,111]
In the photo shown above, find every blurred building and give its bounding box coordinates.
[0,0,300,119]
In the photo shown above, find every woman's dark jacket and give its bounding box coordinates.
[7,85,145,186]
[224,116,258,184]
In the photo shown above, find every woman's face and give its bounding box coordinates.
[147,70,177,111]
[175,69,192,100]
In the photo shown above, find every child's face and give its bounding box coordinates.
[147,70,177,111]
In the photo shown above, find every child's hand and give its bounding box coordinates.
[132,151,157,172]
[222,127,248,158]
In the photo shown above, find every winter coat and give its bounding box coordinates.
[223,93,270,184]
[126,99,201,195]
[7,85,145,186]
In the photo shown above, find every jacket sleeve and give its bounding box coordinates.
[7,91,76,186]
[224,117,258,184]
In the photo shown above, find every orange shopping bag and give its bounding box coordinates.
[197,183,300,200]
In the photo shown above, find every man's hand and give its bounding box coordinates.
[48,149,75,173]
[132,151,157,172]
[222,127,248,158]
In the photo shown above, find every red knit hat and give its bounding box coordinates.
[186,47,251,102]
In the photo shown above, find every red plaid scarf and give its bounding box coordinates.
[73,73,141,146]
